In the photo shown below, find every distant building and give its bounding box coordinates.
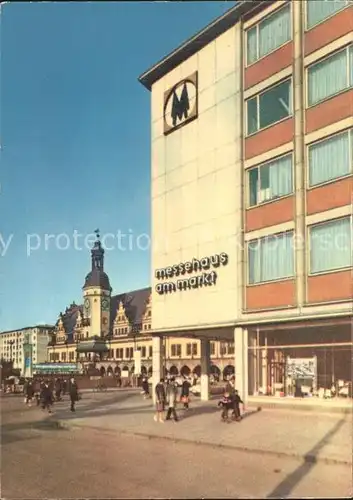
[47,235,235,379]
[0,325,54,375]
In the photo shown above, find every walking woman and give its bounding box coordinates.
[154,378,166,423]
[180,377,191,410]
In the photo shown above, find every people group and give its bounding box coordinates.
[23,372,244,424]
[218,376,244,423]
[153,376,192,423]
[23,376,80,414]
[153,374,244,424]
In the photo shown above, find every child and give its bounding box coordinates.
[218,391,233,423]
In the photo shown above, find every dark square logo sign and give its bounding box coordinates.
[163,71,198,135]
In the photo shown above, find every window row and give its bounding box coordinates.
[171,342,234,357]
[247,44,353,136]
[246,1,351,66]
[248,128,353,207]
[248,217,352,285]
[114,327,129,335]
[50,351,75,362]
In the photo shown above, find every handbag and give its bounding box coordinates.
[156,401,164,412]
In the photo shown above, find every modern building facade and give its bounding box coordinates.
[47,235,236,379]
[0,325,54,376]
[139,0,353,401]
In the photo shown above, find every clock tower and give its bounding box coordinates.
[82,231,112,338]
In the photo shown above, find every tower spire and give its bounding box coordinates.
[91,229,104,271]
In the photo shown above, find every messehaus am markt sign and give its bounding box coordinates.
[155,252,228,295]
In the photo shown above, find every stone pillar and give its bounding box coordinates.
[261,335,268,394]
[293,0,306,309]
[152,336,163,404]
[234,327,248,404]
[200,339,210,401]
[248,331,257,396]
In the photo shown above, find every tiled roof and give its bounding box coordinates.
[57,287,151,343]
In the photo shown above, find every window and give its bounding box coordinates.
[220,343,227,356]
[308,45,353,106]
[306,0,349,29]
[227,342,235,355]
[309,218,352,274]
[210,342,216,355]
[129,347,133,358]
[186,343,192,356]
[249,154,293,206]
[192,343,198,356]
[247,3,291,65]
[125,348,129,359]
[248,231,294,284]
[141,346,146,358]
[171,344,176,357]
[308,129,353,186]
[247,79,292,135]
[149,346,152,357]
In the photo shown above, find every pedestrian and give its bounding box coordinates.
[62,379,67,396]
[166,377,179,422]
[218,391,233,423]
[154,378,166,423]
[54,378,62,402]
[180,377,191,410]
[141,377,150,399]
[69,377,79,412]
[231,390,244,422]
[40,381,53,414]
[25,379,35,407]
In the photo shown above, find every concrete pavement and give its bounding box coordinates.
[3,423,351,499]
[43,390,353,466]
[2,393,352,499]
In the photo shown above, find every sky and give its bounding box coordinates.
[0,1,236,331]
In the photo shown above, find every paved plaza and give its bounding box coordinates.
[50,390,352,465]
[1,391,352,498]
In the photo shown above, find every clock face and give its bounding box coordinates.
[102,317,108,325]
[101,298,109,311]
[84,299,90,310]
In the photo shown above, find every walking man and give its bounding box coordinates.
[141,377,150,399]
[25,379,34,407]
[166,377,179,422]
[40,381,53,414]
[69,377,79,412]
[54,378,62,402]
